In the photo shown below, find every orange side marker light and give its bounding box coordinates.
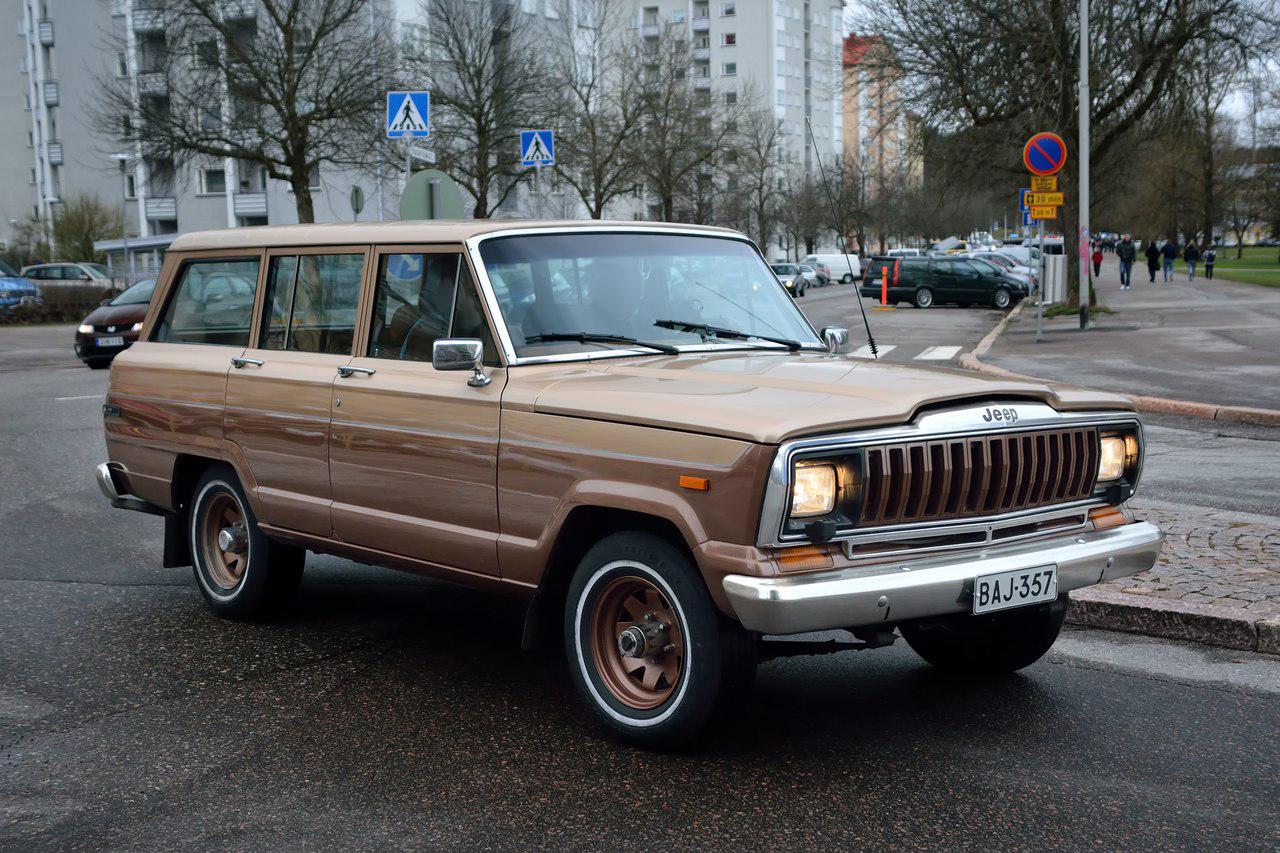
[679,475,711,492]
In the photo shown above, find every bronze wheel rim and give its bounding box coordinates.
[201,491,247,591]
[588,573,686,710]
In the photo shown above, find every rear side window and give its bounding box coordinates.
[261,253,364,355]
[153,258,261,346]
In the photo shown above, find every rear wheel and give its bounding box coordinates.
[992,287,1012,309]
[913,287,934,309]
[189,465,304,619]
[565,531,757,749]
[841,273,853,284]
[900,594,1067,675]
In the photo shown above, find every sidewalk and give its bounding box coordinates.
[963,256,1280,655]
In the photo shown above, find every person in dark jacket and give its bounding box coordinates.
[1204,245,1217,280]
[1115,234,1137,289]
[1145,239,1161,282]
[1160,239,1178,282]
[1184,242,1200,280]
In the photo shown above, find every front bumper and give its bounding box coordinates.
[722,521,1164,635]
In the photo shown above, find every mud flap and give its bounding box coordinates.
[162,511,192,568]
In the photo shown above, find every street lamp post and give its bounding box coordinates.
[110,153,133,281]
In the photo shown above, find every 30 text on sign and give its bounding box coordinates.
[1029,205,1059,219]
[1025,192,1064,206]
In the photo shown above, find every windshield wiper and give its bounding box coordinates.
[652,319,803,352]
[523,332,680,355]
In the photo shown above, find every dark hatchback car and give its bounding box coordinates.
[861,256,1028,309]
[74,278,156,368]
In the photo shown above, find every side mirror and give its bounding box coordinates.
[433,338,490,387]
[820,326,848,354]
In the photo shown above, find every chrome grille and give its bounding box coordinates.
[858,427,1100,527]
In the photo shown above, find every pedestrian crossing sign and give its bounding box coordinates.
[387,92,430,138]
[520,130,555,166]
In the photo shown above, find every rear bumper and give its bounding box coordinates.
[96,462,166,516]
[722,521,1164,635]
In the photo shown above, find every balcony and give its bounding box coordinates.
[145,196,176,220]
[693,77,712,89]
[136,72,166,96]
[233,192,267,216]
[641,24,659,37]
[37,19,53,46]
[42,81,58,106]
[691,16,710,31]
[223,0,257,20]
[132,8,164,32]
[692,46,709,60]
[46,141,62,165]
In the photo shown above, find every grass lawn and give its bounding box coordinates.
[1211,245,1280,287]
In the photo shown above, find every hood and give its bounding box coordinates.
[522,351,1132,444]
[82,301,148,327]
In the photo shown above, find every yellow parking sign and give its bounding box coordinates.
[1030,205,1058,219]
[1026,192,1064,206]
[1031,176,1057,192]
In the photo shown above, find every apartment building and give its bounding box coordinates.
[843,34,922,193]
[4,0,400,270]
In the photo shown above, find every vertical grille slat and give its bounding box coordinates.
[855,426,1101,528]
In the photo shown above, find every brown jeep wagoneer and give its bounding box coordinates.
[97,220,1164,747]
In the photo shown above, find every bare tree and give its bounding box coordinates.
[96,0,396,223]
[52,195,124,263]
[723,105,786,249]
[777,170,826,257]
[545,0,644,219]
[409,0,557,218]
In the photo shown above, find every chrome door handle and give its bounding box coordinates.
[337,365,376,378]
[231,357,264,368]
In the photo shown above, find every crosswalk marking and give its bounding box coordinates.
[916,345,962,360]
[852,344,896,358]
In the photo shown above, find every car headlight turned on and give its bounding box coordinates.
[1098,432,1139,482]
[78,324,94,334]
[784,279,794,289]
[791,463,837,517]
[130,322,143,332]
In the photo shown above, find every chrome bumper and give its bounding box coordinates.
[96,462,165,516]
[723,521,1164,635]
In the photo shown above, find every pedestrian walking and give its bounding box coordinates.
[1115,233,1136,289]
[1161,239,1178,282]
[1184,242,1200,280]
[1204,245,1216,280]
[1145,239,1160,282]
[1091,246,1104,278]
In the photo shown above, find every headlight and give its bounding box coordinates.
[130,322,143,332]
[784,279,794,288]
[1098,433,1139,483]
[78,324,94,334]
[791,464,837,517]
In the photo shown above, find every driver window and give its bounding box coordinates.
[368,252,460,362]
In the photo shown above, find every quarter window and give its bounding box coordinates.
[153,258,261,346]
[261,254,363,354]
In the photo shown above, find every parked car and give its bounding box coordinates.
[22,261,114,287]
[861,255,1029,309]
[962,251,1038,287]
[770,263,807,297]
[74,278,156,368]
[95,220,1162,748]
[796,263,824,288]
[886,248,922,257]
[0,259,42,314]
[802,253,861,283]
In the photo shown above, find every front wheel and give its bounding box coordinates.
[914,287,934,309]
[189,465,304,619]
[565,532,757,749]
[992,287,1012,309]
[900,594,1067,675]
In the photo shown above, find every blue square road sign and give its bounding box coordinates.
[387,92,430,138]
[520,130,555,166]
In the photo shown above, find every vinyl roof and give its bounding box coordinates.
[167,219,742,251]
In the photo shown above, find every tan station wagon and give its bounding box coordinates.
[97,220,1164,747]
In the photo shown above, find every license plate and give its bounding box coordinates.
[973,565,1058,614]
[96,336,124,347]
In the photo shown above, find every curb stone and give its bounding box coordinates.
[961,303,1280,426]
[1067,588,1276,654]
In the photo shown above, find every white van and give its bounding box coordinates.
[801,253,861,283]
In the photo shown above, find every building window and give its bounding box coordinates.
[721,33,735,46]
[725,151,738,164]
[200,168,226,194]
[115,50,128,76]
[721,1,735,14]
[724,91,736,105]
[670,9,684,22]
[722,62,736,76]
[30,168,37,184]
[520,0,536,12]
[125,174,137,199]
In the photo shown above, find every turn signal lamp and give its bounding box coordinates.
[790,464,837,517]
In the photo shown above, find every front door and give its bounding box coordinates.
[328,248,505,577]
[223,249,367,537]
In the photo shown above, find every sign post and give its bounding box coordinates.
[1023,132,1067,344]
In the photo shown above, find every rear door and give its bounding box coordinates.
[223,247,367,538]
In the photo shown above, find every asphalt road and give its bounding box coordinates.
[1,325,1277,851]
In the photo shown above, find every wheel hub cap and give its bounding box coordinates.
[217,524,248,554]
[617,621,668,659]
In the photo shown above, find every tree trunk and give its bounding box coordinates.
[292,179,315,224]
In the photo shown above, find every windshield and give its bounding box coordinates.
[479,232,822,359]
[109,278,156,305]
[86,263,111,279]
[0,259,18,277]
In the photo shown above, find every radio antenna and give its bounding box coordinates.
[805,117,879,358]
